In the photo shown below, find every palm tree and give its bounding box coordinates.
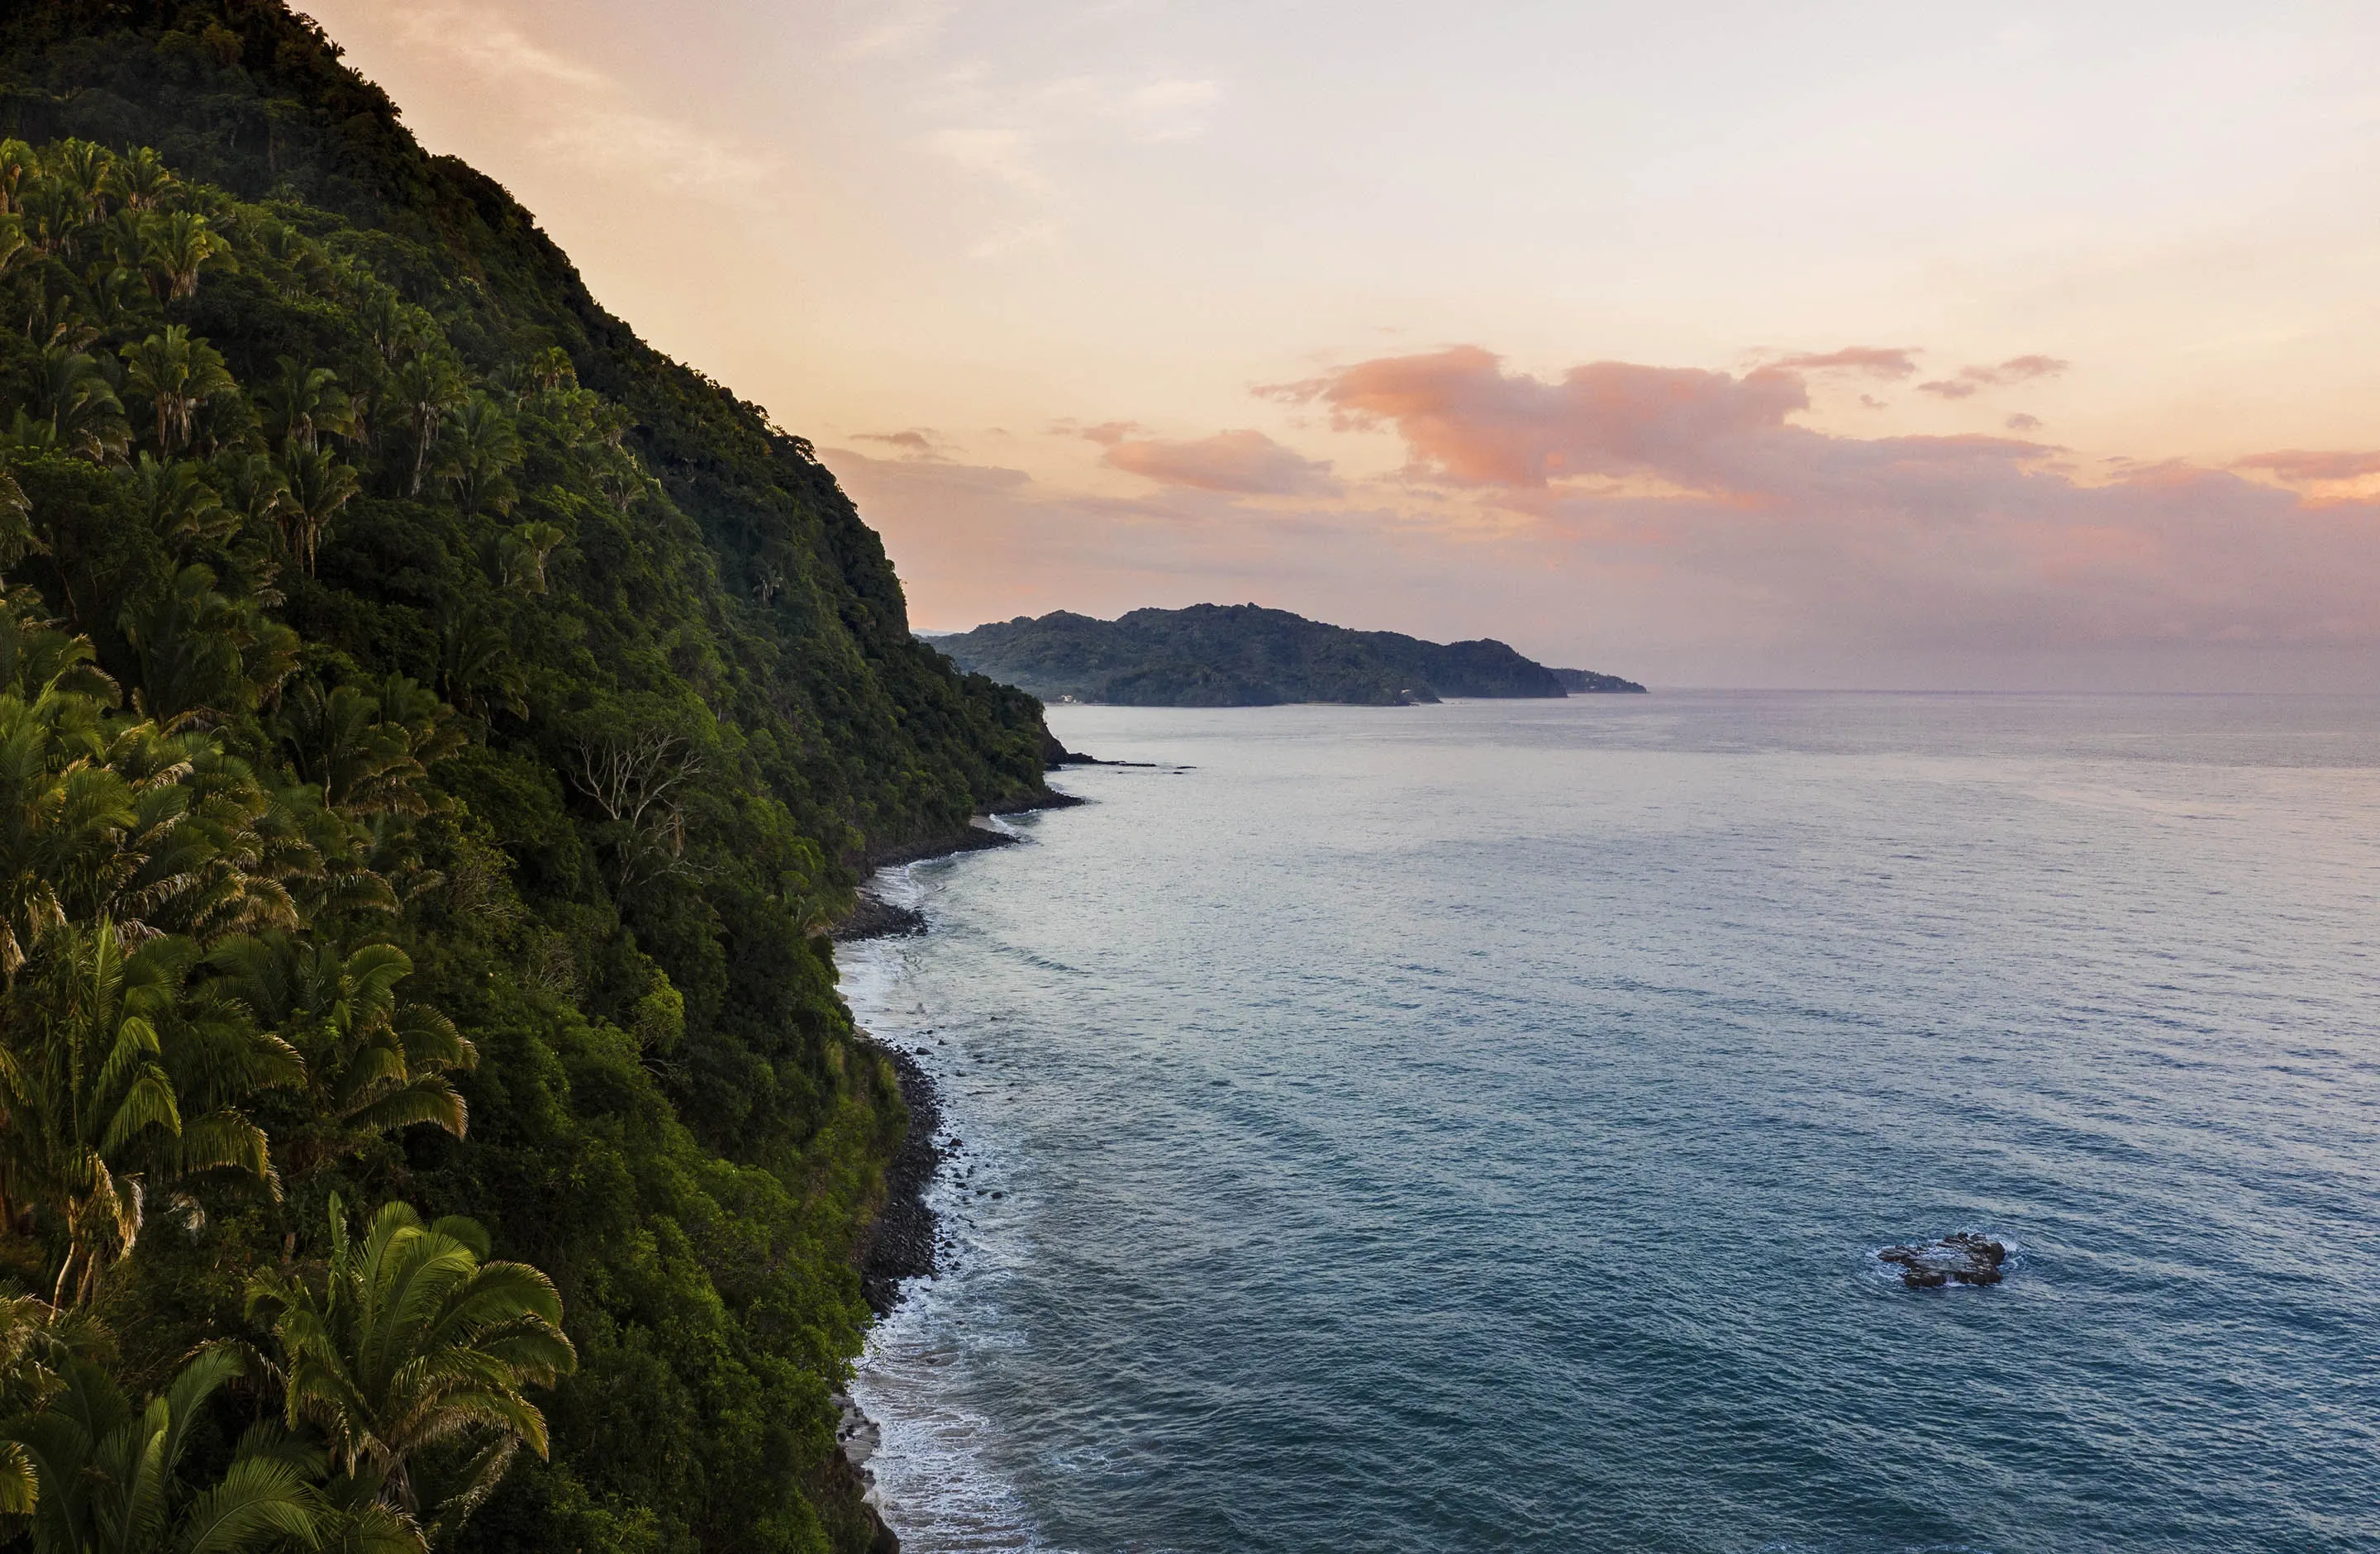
[126,455,236,556]
[0,473,28,572]
[434,608,524,720]
[270,681,428,822]
[276,446,359,577]
[211,451,291,536]
[0,624,125,985]
[0,216,29,288]
[436,396,521,517]
[385,353,466,497]
[49,141,112,223]
[99,146,173,213]
[119,564,301,726]
[29,346,129,463]
[0,141,36,216]
[0,921,283,1304]
[259,360,354,454]
[247,1198,574,1540]
[7,1347,325,1554]
[0,1291,75,1517]
[493,522,564,593]
[140,212,228,303]
[205,933,473,1175]
[118,328,236,456]
[0,593,297,975]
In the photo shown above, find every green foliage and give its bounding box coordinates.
[0,2,1072,1548]
[247,1195,575,1544]
[940,602,1616,705]
[8,1346,325,1554]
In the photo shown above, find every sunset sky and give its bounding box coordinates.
[302,0,2380,688]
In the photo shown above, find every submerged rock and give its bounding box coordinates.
[1879,1232,2007,1289]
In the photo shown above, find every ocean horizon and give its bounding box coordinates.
[840,690,2380,1552]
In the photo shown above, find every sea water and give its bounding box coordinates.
[838,693,2380,1553]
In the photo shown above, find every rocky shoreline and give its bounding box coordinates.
[834,787,1083,1549]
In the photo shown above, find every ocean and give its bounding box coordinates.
[838,693,2380,1553]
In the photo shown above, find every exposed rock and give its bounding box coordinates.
[833,896,927,942]
[1880,1232,2008,1289]
[858,1043,942,1314]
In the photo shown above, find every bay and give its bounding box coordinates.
[841,693,2380,1552]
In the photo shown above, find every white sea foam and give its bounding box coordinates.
[840,860,1064,1554]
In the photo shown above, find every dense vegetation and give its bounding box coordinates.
[936,604,1645,706]
[0,2,1068,1550]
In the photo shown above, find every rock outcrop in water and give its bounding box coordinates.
[1880,1233,2008,1288]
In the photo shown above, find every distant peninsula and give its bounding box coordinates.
[931,604,1647,706]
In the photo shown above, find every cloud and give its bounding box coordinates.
[832,3,955,61]
[854,429,945,458]
[377,1,778,197]
[1268,346,1812,489]
[2006,413,2044,432]
[1767,346,1921,379]
[1918,355,2071,399]
[928,126,1049,194]
[822,445,1376,630]
[1264,346,2380,654]
[921,71,1224,216]
[388,4,606,87]
[1093,428,1338,495]
[2232,449,2380,483]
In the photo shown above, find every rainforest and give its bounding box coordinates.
[0,2,1062,1550]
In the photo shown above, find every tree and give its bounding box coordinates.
[270,680,428,822]
[569,726,705,894]
[126,455,235,556]
[258,361,352,455]
[118,564,299,726]
[7,1347,324,1554]
[99,147,172,213]
[118,328,236,456]
[0,141,36,215]
[385,354,464,498]
[139,212,226,303]
[0,1291,75,1517]
[432,608,522,720]
[275,446,358,576]
[435,396,519,517]
[25,346,129,462]
[205,934,472,1175]
[0,921,283,1304]
[246,1199,574,1540]
[493,521,562,594]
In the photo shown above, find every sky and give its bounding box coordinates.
[301,0,2380,688]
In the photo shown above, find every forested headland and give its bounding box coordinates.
[0,2,1066,1549]
[935,603,1646,706]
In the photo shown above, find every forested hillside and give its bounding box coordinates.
[0,2,1062,1550]
[936,603,1645,706]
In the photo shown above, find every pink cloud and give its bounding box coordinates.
[1095,427,1337,495]
[1918,355,2071,398]
[1767,346,1921,379]
[2006,413,2043,432]
[1267,346,2380,653]
[2232,449,2380,482]
[1271,346,1807,489]
[855,428,943,457]
[818,350,2380,687]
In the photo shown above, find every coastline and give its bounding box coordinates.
[832,789,1080,1549]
